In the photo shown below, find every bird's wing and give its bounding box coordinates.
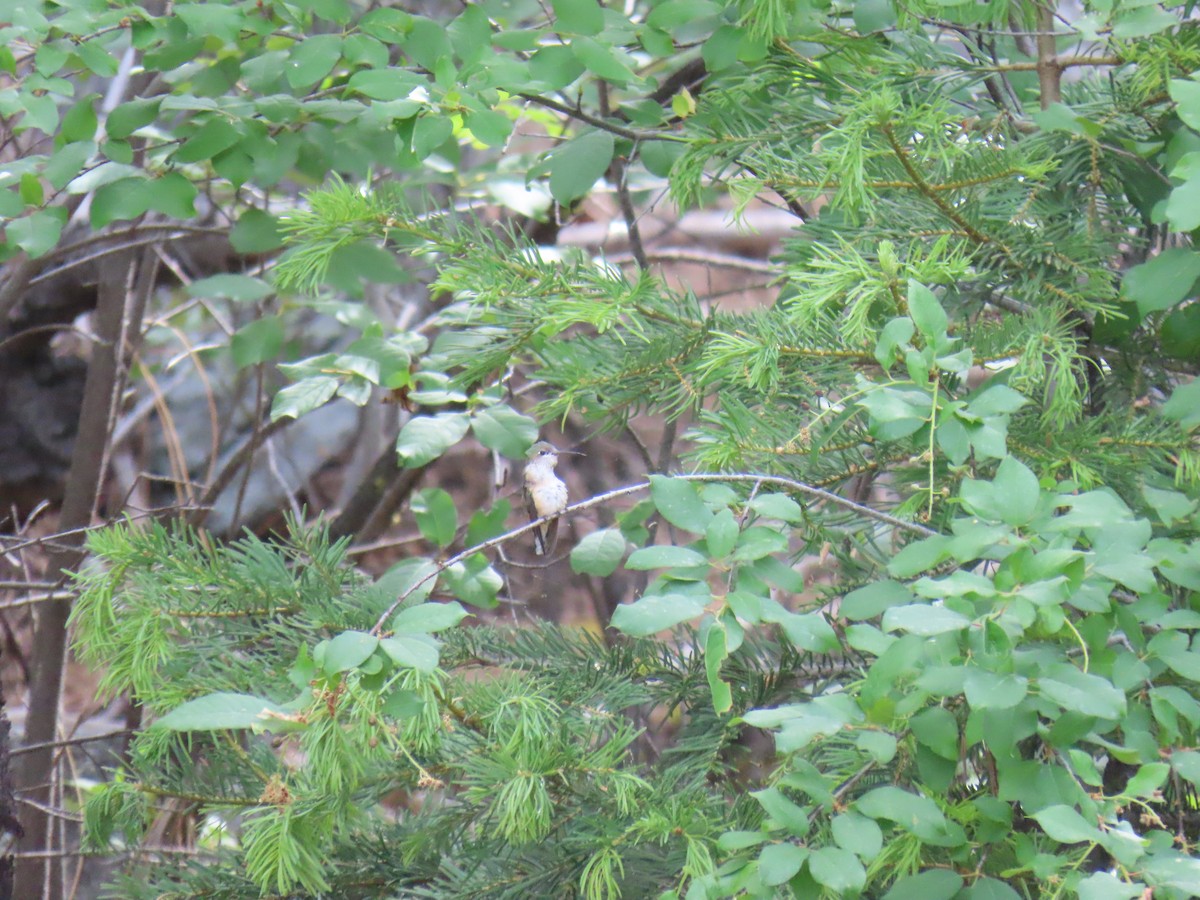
[523,482,547,556]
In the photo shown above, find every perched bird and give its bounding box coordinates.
[522,441,574,556]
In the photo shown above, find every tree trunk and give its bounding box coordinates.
[14,252,141,898]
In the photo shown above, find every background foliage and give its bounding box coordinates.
[2,0,1200,897]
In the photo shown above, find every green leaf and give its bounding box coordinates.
[854,0,897,32]
[704,623,732,714]
[960,877,1022,900]
[717,831,767,852]
[1163,378,1200,429]
[286,34,343,89]
[880,870,963,900]
[44,142,94,191]
[347,68,422,100]
[570,528,627,576]
[748,493,804,522]
[1122,762,1169,798]
[1166,159,1200,232]
[466,500,511,546]
[963,670,1028,710]
[841,580,916,619]
[411,114,454,160]
[1031,804,1104,844]
[328,240,409,286]
[624,545,707,570]
[907,280,947,340]
[831,811,883,861]
[937,413,969,464]
[324,631,380,672]
[1171,750,1200,788]
[20,172,44,208]
[882,603,969,635]
[146,172,197,219]
[382,688,426,720]
[855,787,962,845]
[230,209,284,253]
[1142,854,1200,892]
[1171,78,1200,132]
[751,556,805,594]
[67,161,141,194]
[640,139,684,177]
[702,25,743,71]
[757,843,807,886]
[173,116,242,164]
[1123,249,1200,315]
[649,475,713,532]
[390,601,468,634]
[20,93,58,135]
[744,696,860,750]
[808,846,865,893]
[1037,664,1126,719]
[855,729,897,763]
[411,488,458,548]
[60,93,97,142]
[402,16,452,71]
[379,634,440,672]
[188,274,273,301]
[442,555,502,608]
[1162,304,1200,359]
[705,508,739,558]
[231,318,284,368]
[732,526,787,561]
[990,456,1040,526]
[152,693,291,732]
[610,593,707,636]
[465,108,512,148]
[856,784,939,824]
[888,536,950,577]
[570,36,637,84]
[471,405,538,458]
[767,608,839,653]
[376,558,439,609]
[551,0,604,35]
[1076,872,1147,900]
[549,129,614,203]
[176,3,243,43]
[6,209,63,258]
[647,0,721,29]
[529,45,585,89]
[910,706,959,760]
[752,786,810,833]
[1113,5,1178,38]
[396,412,471,467]
[271,376,338,420]
[967,384,1028,416]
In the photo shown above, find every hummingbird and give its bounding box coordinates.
[522,441,577,556]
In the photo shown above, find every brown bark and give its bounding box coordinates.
[1035,2,1062,110]
[14,252,143,898]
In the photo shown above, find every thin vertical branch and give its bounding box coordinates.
[14,251,144,898]
[1035,1,1062,109]
[599,82,650,270]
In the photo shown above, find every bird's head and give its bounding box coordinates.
[527,441,559,464]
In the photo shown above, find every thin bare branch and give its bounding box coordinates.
[372,473,936,632]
